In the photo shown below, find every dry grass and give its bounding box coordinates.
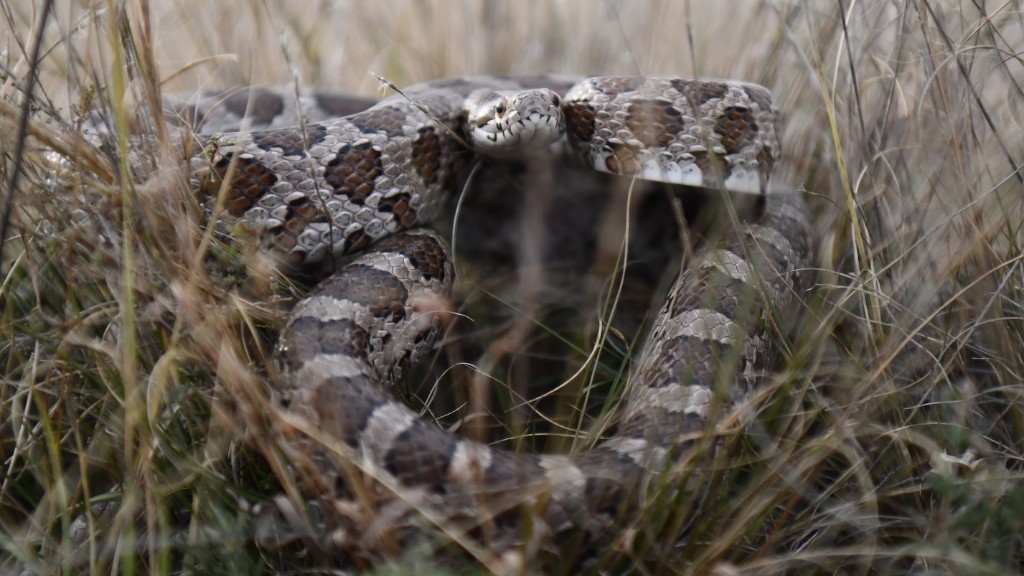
[1,0,1023,574]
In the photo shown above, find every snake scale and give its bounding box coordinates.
[163,75,814,551]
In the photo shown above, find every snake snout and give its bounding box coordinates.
[465,88,565,159]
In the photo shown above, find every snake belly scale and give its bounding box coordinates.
[173,76,813,547]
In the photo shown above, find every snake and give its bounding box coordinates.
[166,75,814,551]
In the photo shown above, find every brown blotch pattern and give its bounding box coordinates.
[715,106,758,155]
[253,124,328,156]
[384,423,458,490]
[671,79,728,104]
[410,126,443,185]
[484,450,545,489]
[690,149,713,174]
[285,195,326,225]
[317,263,409,321]
[410,125,470,195]
[312,374,391,448]
[376,193,418,229]
[271,232,299,257]
[281,316,372,366]
[323,142,384,204]
[375,233,447,282]
[624,99,689,149]
[439,135,471,193]
[647,336,729,390]
[205,154,279,217]
[562,101,597,145]
[345,229,373,253]
[603,144,641,175]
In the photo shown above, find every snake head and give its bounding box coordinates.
[463,88,564,159]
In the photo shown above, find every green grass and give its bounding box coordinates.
[2,0,1023,574]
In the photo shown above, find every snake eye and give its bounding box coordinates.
[550,93,560,107]
[495,98,507,117]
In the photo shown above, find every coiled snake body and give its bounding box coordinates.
[176,76,813,549]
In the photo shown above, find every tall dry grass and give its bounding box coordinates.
[1,0,1022,574]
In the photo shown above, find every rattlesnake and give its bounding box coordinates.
[158,76,814,552]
